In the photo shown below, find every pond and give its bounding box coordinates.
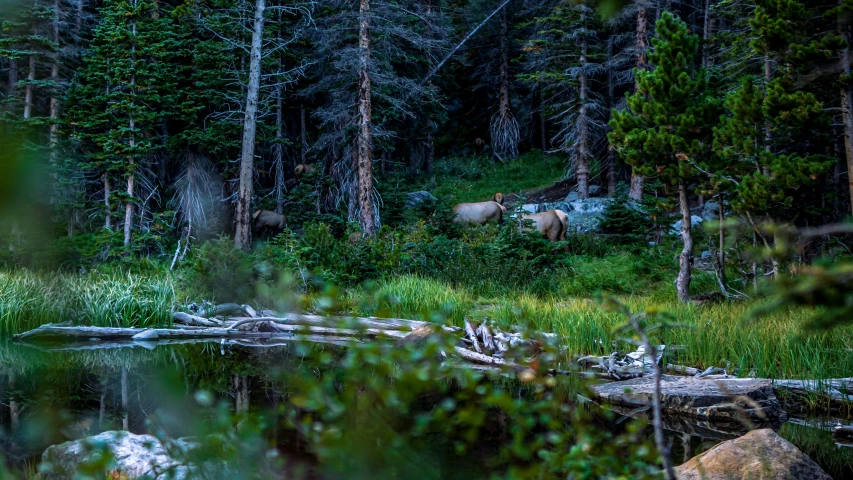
[0,340,851,479]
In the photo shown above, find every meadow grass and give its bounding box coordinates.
[427,151,565,203]
[0,269,176,335]
[367,274,853,382]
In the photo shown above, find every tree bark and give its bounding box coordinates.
[8,59,18,100]
[702,0,713,69]
[123,14,137,248]
[576,6,590,200]
[425,127,434,174]
[300,104,307,165]
[538,87,547,151]
[677,182,693,302]
[233,375,249,414]
[356,0,376,236]
[275,93,284,214]
[235,0,266,250]
[607,33,617,197]
[104,174,112,229]
[629,5,648,201]
[23,55,35,120]
[839,15,853,216]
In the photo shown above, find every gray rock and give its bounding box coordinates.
[590,375,786,422]
[700,250,712,259]
[588,185,602,196]
[564,191,579,202]
[670,215,705,235]
[39,431,195,479]
[132,329,159,340]
[675,428,831,480]
[405,191,437,209]
[521,204,540,214]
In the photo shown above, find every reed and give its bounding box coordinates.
[0,269,176,335]
[371,275,853,381]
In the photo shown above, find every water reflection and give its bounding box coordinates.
[0,340,851,479]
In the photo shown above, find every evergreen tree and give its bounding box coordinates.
[609,12,718,302]
[524,0,607,199]
[64,0,182,248]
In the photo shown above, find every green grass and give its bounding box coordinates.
[361,274,853,382]
[0,269,176,335]
[427,151,565,203]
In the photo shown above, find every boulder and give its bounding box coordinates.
[39,431,195,479]
[588,185,602,196]
[590,375,786,422]
[670,215,705,235]
[405,191,437,209]
[701,200,721,221]
[675,428,831,480]
[521,204,540,214]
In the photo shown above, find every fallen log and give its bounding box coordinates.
[773,378,853,403]
[13,324,408,342]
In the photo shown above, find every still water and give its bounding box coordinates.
[0,339,851,479]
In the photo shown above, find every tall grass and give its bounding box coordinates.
[368,275,853,382]
[0,269,176,335]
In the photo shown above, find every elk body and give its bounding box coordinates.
[453,193,506,225]
[252,210,286,233]
[520,209,567,241]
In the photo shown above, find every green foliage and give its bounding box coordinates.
[189,235,257,303]
[609,12,719,186]
[427,151,564,204]
[598,196,654,237]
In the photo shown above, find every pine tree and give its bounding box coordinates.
[524,0,607,200]
[64,0,182,248]
[610,12,718,302]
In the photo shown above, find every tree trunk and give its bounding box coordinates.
[576,7,590,200]
[8,59,18,99]
[716,193,727,294]
[702,0,713,69]
[425,127,434,174]
[23,55,35,120]
[629,5,648,201]
[9,373,19,433]
[607,33,617,197]
[123,15,137,248]
[839,15,853,216]
[356,0,376,236]
[104,174,112,229]
[538,87,547,151]
[274,29,285,216]
[235,0,266,250]
[275,91,284,214]
[300,104,307,165]
[677,182,693,302]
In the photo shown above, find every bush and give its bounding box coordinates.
[190,236,257,303]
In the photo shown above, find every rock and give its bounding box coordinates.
[131,329,159,340]
[564,191,579,202]
[405,191,437,209]
[701,200,721,220]
[700,250,712,259]
[521,204,540,214]
[39,431,196,479]
[590,374,786,422]
[670,215,705,235]
[675,429,831,480]
[588,185,602,196]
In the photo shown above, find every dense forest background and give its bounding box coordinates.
[2,0,853,302]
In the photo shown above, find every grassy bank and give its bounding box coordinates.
[4,266,850,385]
[0,269,176,335]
